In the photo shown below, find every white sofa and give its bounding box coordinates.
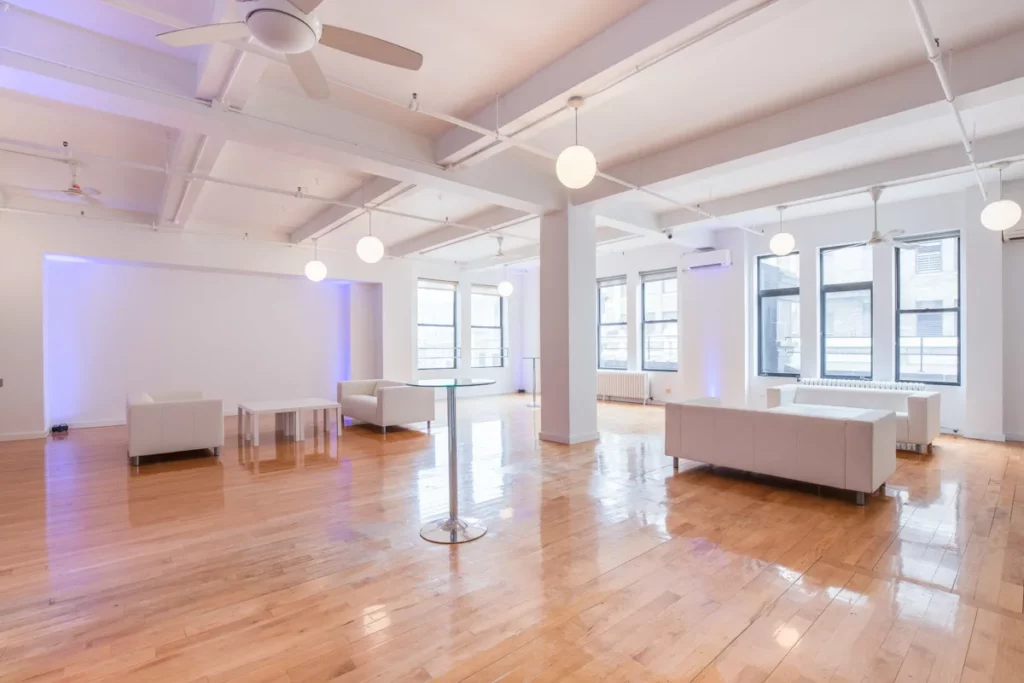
[665,399,896,504]
[337,380,435,434]
[126,391,224,465]
[766,383,940,452]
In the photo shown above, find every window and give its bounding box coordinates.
[820,244,873,379]
[471,285,504,368]
[597,276,628,369]
[417,279,457,370]
[897,234,960,384]
[641,270,678,371]
[757,253,801,376]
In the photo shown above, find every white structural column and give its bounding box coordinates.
[539,205,599,444]
[962,188,1005,441]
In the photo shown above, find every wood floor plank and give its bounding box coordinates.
[1,399,1023,682]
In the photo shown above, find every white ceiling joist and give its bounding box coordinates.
[388,206,530,258]
[434,0,775,167]
[658,127,1024,231]
[575,27,1024,207]
[289,177,413,244]
[0,8,564,216]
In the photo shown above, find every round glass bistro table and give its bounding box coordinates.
[406,378,496,544]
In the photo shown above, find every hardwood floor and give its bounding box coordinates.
[1,396,1022,682]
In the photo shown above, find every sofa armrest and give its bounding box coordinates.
[907,391,941,446]
[190,398,225,447]
[766,384,798,409]
[377,386,435,426]
[338,380,378,404]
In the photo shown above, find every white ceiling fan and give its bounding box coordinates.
[856,187,916,250]
[25,164,105,207]
[155,0,423,100]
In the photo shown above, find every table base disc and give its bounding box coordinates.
[526,403,540,408]
[420,517,487,544]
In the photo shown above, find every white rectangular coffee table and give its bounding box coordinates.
[237,398,341,446]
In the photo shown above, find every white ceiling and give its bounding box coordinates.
[1,0,1023,266]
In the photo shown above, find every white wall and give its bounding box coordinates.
[43,259,349,426]
[517,182,1023,440]
[0,213,528,440]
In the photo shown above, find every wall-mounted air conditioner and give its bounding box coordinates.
[680,248,731,271]
[1002,222,1024,243]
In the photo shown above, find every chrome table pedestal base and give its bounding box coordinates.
[414,383,491,545]
[420,516,487,544]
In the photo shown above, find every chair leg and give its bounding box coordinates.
[382,425,387,435]
[427,420,431,432]
[672,457,679,471]
[213,446,220,457]
[856,492,866,506]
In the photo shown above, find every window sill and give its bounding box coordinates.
[758,373,800,379]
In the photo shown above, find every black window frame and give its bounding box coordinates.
[597,276,628,370]
[820,244,873,380]
[470,284,505,369]
[416,279,459,370]
[641,270,678,372]
[757,253,801,378]
[895,233,961,386]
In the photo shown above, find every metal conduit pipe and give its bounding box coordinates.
[0,137,484,231]
[906,0,987,198]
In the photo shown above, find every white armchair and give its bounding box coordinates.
[337,380,435,434]
[126,391,224,465]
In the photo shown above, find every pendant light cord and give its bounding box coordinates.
[574,108,579,146]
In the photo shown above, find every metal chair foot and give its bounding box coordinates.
[856,492,866,506]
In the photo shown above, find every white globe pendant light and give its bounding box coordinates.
[981,164,1021,232]
[555,96,597,190]
[495,236,514,297]
[356,209,384,263]
[770,206,795,256]
[304,240,326,282]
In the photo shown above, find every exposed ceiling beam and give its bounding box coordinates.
[574,27,1024,207]
[658,127,1024,230]
[290,177,412,243]
[595,206,663,237]
[434,0,770,167]
[388,206,529,258]
[0,8,564,215]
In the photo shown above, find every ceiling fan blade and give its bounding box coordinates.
[286,0,327,13]
[320,26,423,71]
[286,51,330,100]
[156,22,249,48]
[82,193,104,207]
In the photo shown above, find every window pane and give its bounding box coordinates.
[471,292,501,327]
[760,293,801,375]
[823,289,872,378]
[643,278,677,322]
[471,328,502,368]
[417,326,455,369]
[758,254,799,290]
[418,287,455,325]
[643,321,678,370]
[599,283,627,324]
[898,239,958,309]
[599,324,628,369]
[898,311,959,383]
[822,245,872,285]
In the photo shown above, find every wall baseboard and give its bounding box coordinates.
[0,430,49,442]
[539,431,600,445]
[960,431,1006,443]
[1004,432,1024,443]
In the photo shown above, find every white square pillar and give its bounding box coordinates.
[539,205,598,444]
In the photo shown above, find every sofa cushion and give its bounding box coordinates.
[793,386,912,413]
[343,395,378,422]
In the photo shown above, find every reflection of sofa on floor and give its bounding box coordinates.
[337,380,435,434]
[126,391,224,466]
[665,398,896,505]
[767,380,940,453]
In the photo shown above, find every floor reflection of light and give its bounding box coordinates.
[775,626,801,648]
[470,420,505,505]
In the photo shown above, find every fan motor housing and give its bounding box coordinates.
[244,0,322,54]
